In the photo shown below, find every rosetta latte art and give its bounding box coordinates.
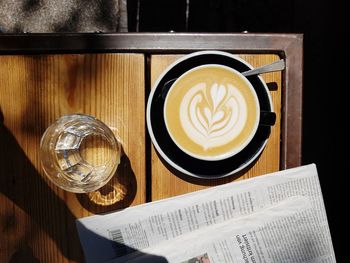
[180,82,247,150]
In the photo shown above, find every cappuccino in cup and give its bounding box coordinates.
[164,64,260,161]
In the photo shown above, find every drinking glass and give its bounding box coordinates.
[40,114,121,193]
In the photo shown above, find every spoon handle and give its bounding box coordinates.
[242,59,285,77]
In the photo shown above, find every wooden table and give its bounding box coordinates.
[0,33,303,262]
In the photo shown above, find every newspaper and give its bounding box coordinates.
[76,164,336,262]
[110,196,334,263]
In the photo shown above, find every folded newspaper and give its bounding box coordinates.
[76,164,336,263]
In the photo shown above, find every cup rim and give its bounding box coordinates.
[163,63,260,161]
[146,50,274,178]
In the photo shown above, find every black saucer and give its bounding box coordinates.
[146,51,274,179]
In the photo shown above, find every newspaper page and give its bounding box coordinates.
[76,164,335,262]
[110,196,335,263]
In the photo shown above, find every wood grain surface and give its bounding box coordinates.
[0,52,282,262]
[0,54,145,262]
[150,54,282,201]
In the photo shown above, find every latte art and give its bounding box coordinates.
[164,64,259,160]
[180,82,247,150]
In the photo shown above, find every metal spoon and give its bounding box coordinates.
[241,59,285,77]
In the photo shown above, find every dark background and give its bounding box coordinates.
[127,0,346,261]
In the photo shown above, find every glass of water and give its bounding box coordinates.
[40,114,121,193]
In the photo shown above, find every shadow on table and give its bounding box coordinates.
[77,149,138,214]
[153,124,272,187]
[155,148,262,187]
[8,245,40,263]
[75,222,169,263]
[0,117,83,261]
[0,109,139,262]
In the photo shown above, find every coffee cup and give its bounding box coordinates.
[164,64,261,161]
[147,50,276,178]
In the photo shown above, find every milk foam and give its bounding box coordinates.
[180,82,247,150]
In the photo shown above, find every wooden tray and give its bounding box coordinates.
[0,33,303,262]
